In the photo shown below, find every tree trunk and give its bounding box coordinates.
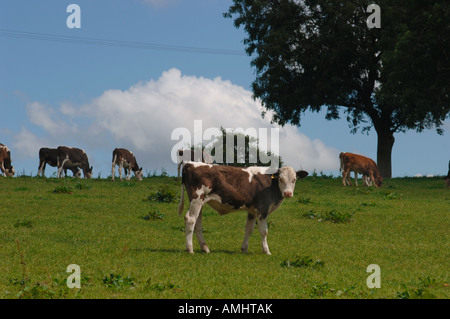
[376,127,395,178]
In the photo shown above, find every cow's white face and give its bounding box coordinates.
[85,166,93,179]
[274,167,308,198]
[275,167,297,198]
[135,168,143,181]
[74,169,82,179]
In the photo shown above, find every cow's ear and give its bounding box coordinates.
[140,167,143,171]
[296,170,308,179]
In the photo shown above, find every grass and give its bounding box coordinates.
[0,175,448,299]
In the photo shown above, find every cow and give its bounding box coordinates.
[0,143,15,177]
[38,147,81,178]
[444,160,450,188]
[177,162,308,255]
[56,146,93,179]
[111,148,143,181]
[177,149,213,177]
[339,152,382,188]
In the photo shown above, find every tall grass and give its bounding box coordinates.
[0,175,448,298]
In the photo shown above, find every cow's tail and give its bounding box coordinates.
[178,179,185,217]
[339,152,344,172]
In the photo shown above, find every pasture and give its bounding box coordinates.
[0,174,448,299]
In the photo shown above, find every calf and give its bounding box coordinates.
[57,146,93,179]
[38,147,81,178]
[177,149,213,177]
[178,162,308,254]
[0,143,15,177]
[111,148,143,181]
[339,152,382,188]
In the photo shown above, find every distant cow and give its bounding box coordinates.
[38,148,81,178]
[339,152,382,188]
[444,160,450,188]
[111,148,143,181]
[0,143,15,177]
[57,146,93,179]
[178,162,308,254]
[177,149,213,177]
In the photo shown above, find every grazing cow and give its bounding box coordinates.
[339,152,382,188]
[56,146,93,179]
[38,147,81,178]
[178,162,308,254]
[177,149,213,177]
[0,143,15,177]
[111,148,143,181]
[444,160,450,188]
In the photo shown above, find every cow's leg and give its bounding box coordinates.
[258,217,271,255]
[126,166,131,181]
[57,158,69,178]
[38,161,46,177]
[342,169,351,186]
[1,163,5,177]
[184,198,203,254]
[194,208,210,253]
[354,172,358,187]
[241,213,256,253]
[369,173,379,188]
[111,155,116,181]
[118,162,123,181]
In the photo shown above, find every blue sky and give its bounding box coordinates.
[1,0,449,178]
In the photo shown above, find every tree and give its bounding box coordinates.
[207,127,283,167]
[225,0,450,177]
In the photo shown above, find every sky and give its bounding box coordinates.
[1,0,449,178]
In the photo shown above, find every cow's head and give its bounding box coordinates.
[135,167,143,181]
[375,175,383,188]
[272,167,308,198]
[6,166,15,177]
[85,166,93,179]
[74,168,82,179]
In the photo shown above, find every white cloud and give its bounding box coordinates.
[13,128,49,159]
[22,68,339,175]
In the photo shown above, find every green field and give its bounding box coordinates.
[0,174,448,299]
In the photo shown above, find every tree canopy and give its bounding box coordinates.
[225,0,450,177]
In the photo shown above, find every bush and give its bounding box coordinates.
[147,188,177,203]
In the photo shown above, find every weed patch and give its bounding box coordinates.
[52,185,73,194]
[102,273,135,289]
[281,256,324,269]
[140,210,164,221]
[147,188,177,203]
[301,209,354,223]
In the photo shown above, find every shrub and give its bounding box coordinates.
[147,188,177,203]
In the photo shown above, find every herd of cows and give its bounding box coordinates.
[1,142,449,254]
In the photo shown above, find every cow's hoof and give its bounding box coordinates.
[201,246,210,253]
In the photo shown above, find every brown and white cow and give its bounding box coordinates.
[339,152,382,188]
[111,148,143,181]
[38,147,81,178]
[177,149,213,177]
[0,143,15,177]
[57,146,93,179]
[178,162,308,254]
